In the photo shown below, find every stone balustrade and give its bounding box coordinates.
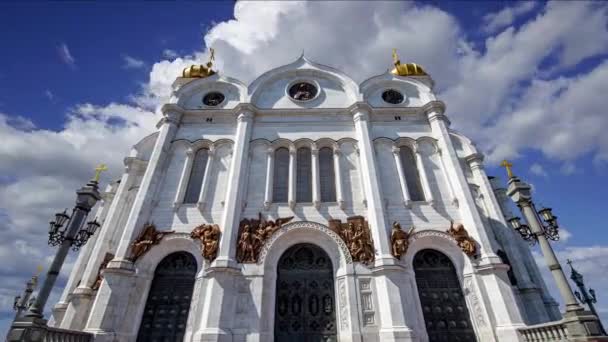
[519,320,570,341]
[44,326,93,342]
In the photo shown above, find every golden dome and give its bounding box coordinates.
[391,49,428,77]
[182,48,216,78]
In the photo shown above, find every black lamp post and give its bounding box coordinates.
[567,259,606,335]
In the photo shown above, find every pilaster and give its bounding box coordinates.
[392,146,412,208]
[333,146,345,208]
[311,145,321,208]
[264,147,274,210]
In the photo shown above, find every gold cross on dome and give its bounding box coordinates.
[93,163,108,182]
[500,159,514,179]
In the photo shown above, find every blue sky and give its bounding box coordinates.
[1,0,607,336]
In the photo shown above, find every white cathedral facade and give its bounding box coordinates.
[50,53,562,342]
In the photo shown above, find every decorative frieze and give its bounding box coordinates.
[328,216,375,265]
[447,221,478,257]
[236,213,294,263]
[128,223,174,262]
[338,278,349,330]
[358,278,375,326]
[390,221,414,259]
[190,224,221,262]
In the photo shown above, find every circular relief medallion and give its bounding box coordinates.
[382,89,404,104]
[202,92,225,106]
[288,82,318,101]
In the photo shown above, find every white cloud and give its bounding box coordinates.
[44,89,54,101]
[162,49,179,59]
[482,1,538,34]
[530,163,548,177]
[57,43,75,68]
[122,55,146,69]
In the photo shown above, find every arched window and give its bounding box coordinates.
[273,147,290,202]
[184,148,209,204]
[399,146,425,201]
[319,147,336,202]
[296,147,312,202]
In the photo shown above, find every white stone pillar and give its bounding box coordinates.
[173,147,194,209]
[351,104,413,341]
[311,145,320,208]
[333,146,345,208]
[436,148,458,206]
[264,147,274,210]
[288,146,296,209]
[414,145,434,206]
[424,101,525,340]
[84,106,182,339]
[391,146,412,208]
[194,107,254,342]
[197,147,215,209]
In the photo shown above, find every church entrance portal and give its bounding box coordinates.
[414,249,477,342]
[136,252,197,342]
[275,243,337,342]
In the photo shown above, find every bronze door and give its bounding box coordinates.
[414,249,477,342]
[275,244,337,342]
[137,252,197,342]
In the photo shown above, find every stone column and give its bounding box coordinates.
[311,145,320,208]
[333,146,345,208]
[197,147,215,209]
[351,104,413,341]
[264,147,274,210]
[423,101,500,260]
[288,146,296,208]
[84,106,182,339]
[193,107,254,342]
[173,147,194,208]
[392,146,412,208]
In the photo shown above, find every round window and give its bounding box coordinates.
[382,89,404,104]
[288,82,318,101]
[202,92,225,106]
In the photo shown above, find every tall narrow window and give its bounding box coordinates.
[184,148,209,204]
[399,146,425,201]
[296,147,312,202]
[319,147,336,202]
[273,147,290,202]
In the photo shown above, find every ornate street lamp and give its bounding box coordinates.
[7,164,107,342]
[502,159,606,339]
[568,259,606,335]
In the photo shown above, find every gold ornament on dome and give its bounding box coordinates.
[182,48,217,78]
[391,49,428,77]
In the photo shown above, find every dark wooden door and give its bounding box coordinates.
[137,252,197,342]
[275,244,337,342]
[414,249,477,342]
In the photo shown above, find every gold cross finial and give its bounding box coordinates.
[500,159,514,179]
[392,48,399,64]
[36,265,43,275]
[93,164,108,182]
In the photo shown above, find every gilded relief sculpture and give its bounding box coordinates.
[129,223,174,262]
[329,216,375,265]
[236,213,294,263]
[447,221,478,257]
[391,222,414,259]
[191,224,221,262]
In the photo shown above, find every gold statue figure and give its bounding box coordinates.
[129,223,174,262]
[447,221,477,257]
[236,213,294,263]
[191,224,221,262]
[391,222,414,259]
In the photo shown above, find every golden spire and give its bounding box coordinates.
[93,163,108,182]
[391,48,428,77]
[182,48,217,78]
[500,159,514,179]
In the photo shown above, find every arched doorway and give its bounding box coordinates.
[136,251,197,342]
[413,249,476,342]
[275,243,337,342]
